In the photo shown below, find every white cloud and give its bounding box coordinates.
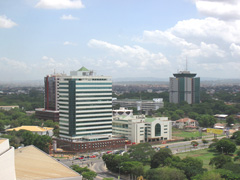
[0,15,17,28]
[35,0,84,9]
[195,0,240,20]
[88,39,169,70]
[60,14,79,20]
[140,30,195,48]
[115,60,128,68]
[230,43,240,57]
[63,41,77,46]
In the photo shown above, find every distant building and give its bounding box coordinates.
[174,118,197,129]
[214,114,228,121]
[112,115,172,144]
[214,123,225,129]
[35,73,66,122]
[113,107,133,116]
[0,139,16,180]
[112,98,164,114]
[6,126,54,136]
[0,106,19,111]
[169,70,200,104]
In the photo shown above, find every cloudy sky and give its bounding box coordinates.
[1,0,240,81]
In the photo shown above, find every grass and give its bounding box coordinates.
[176,148,218,170]
[172,129,207,138]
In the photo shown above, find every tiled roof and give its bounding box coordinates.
[6,126,53,132]
[176,118,196,123]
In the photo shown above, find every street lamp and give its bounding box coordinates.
[221,147,224,154]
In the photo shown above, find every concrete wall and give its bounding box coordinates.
[0,139,16,180]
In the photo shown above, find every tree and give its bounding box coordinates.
[128,143,155,162]
[231,131,240,139]
[193,171,224,180]
[150,148,172,168]
[197,115,216,127]
[71,165,97,180]
[191,141,199,148]
[146,167,187,180]
[181,157,205,179]
[82,171,97,180]
[120,161,144,177]
[209,154,232,169]
[226,115,235,127]
[215,138,236,154]
[202,139,208,146]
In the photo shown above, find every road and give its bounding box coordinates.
[58,157,119,180]
[58,136,225,180]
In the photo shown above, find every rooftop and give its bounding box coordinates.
[15,145,81,180]
[176,118,196,122]
[6,126,53,132]
[78,66,89,71]
[173,71,197,78]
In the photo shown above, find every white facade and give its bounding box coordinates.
[59,67,112,140]
[0,139,16,180]
[112,98,164,113]
[113,107,133,116]
[145,117,172,141]
[112,115,172,143]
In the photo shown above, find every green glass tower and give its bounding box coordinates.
[169,71,200,104]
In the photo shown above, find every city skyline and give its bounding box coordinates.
[1,0,240,81]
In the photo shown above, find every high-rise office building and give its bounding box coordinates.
[35,73,66,122]
[59,67,113,140]
[169,70,200,104]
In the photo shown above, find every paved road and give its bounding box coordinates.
[58,136,226,180]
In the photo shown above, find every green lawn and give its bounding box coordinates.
[172,129,207,139]
[176,149,219,170]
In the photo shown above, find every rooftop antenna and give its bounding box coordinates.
[54,69,56,74]
[186,57,188,71]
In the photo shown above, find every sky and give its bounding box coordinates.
[1,0,240,81]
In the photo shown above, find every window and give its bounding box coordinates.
[155,123,161,136]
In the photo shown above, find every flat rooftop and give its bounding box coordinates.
[15,145,81,180]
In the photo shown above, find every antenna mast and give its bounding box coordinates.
[186,57,188,71]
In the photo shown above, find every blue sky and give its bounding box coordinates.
[1,0,240,81]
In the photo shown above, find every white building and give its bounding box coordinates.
[112,98,164,114]
[0,139,16,180]
[0,106,19,111]
[113,107,133,116]
[174,118,197,129]
[59,67,112,140]
[112,115,172,144]
[6,126,54,136]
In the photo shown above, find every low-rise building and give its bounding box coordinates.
[0,106,19,111]
[175,118,197,129]
[112,98,164,114]
[214,114,228,121]
[6,126,54,136]
[113,107,133,116]
[112,115,172,144]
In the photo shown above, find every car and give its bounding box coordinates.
[90,155,96,158]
